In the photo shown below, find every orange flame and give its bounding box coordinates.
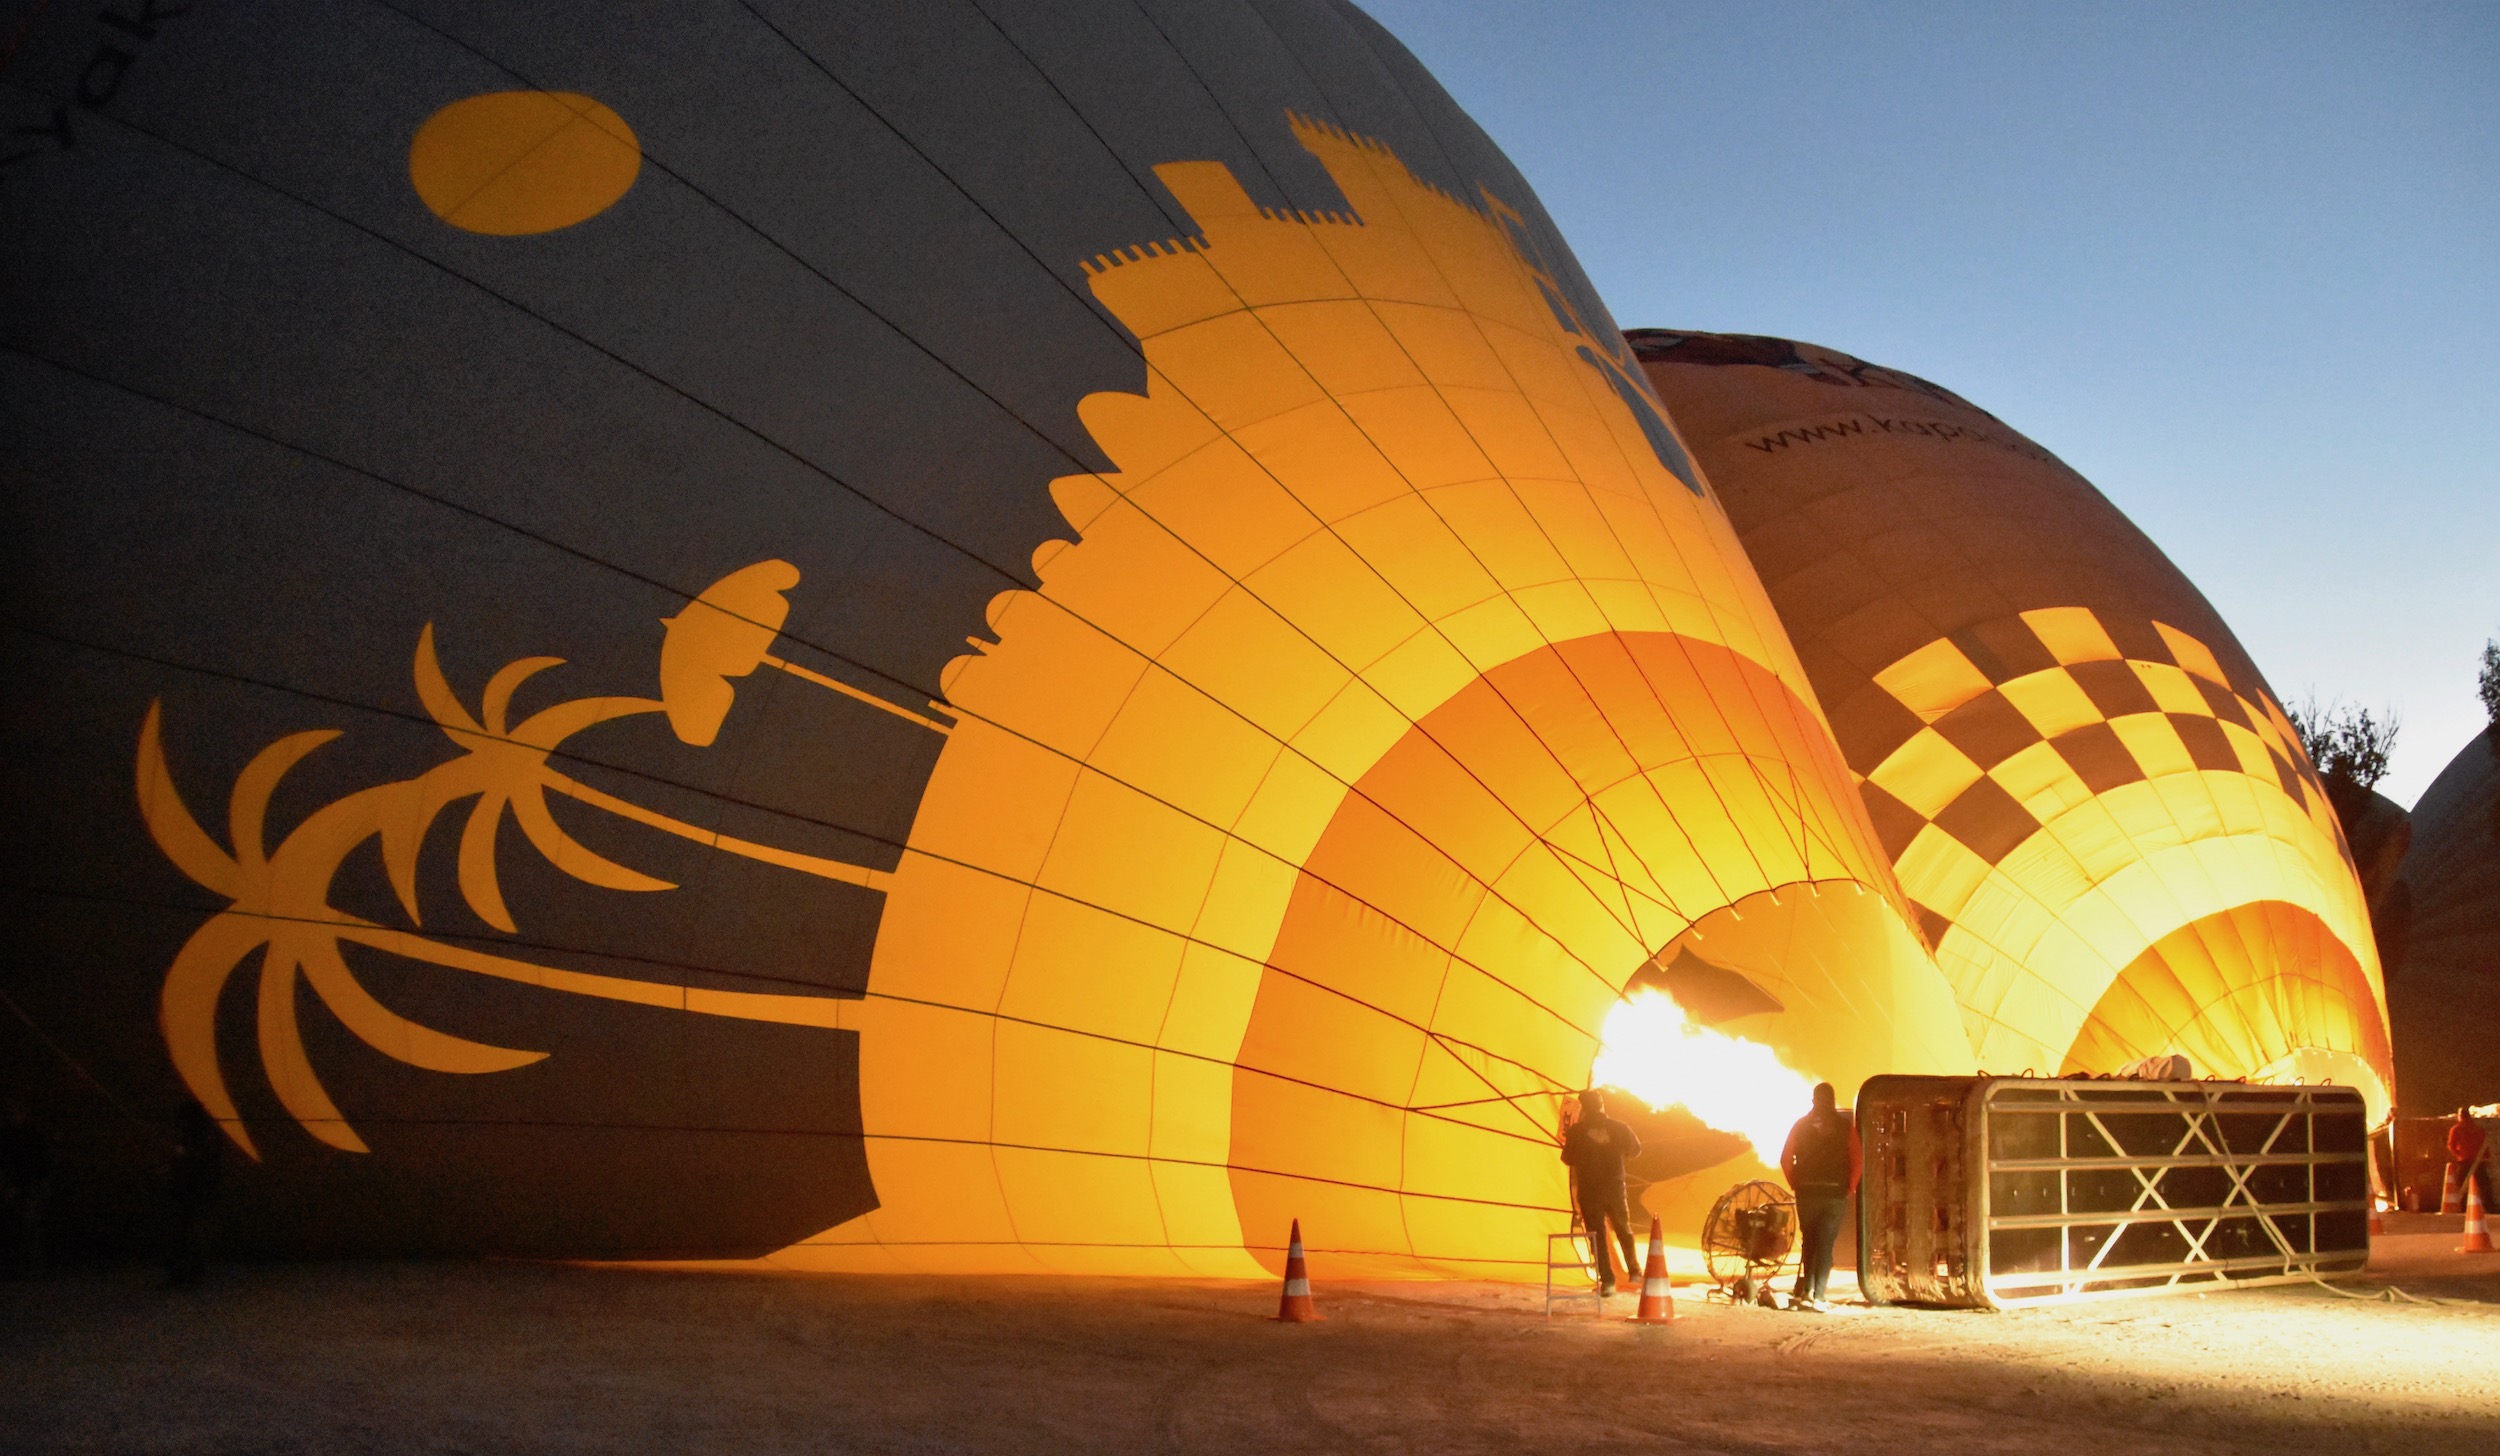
[1589,987,1815,1162]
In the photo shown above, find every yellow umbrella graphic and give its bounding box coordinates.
[658,559,949,745]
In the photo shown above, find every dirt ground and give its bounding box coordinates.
[6,1218,2497,1455]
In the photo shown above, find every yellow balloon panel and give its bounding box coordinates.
[2064,901,2389,1098]
[779,127,1957,1277]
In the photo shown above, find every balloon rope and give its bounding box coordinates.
[759,654,952,733]
[546,774,893,891]
[340,925,848,1030]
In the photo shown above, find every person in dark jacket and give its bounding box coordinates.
[1560,1087,1643,1296]
[165,1098,223,1289]
[1780,1082,1861,1311]
[1,1099,52,1273]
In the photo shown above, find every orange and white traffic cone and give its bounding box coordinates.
[2461,1172,2494,1255]
[2441,1162,2465,1214]
[1629,1217,1676,1324]
[1275,1219,1322,1322]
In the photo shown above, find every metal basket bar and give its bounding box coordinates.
[1987,1197,2370,1230]
[1987,1250,2371,1289]
[1984,1086,2356,1105]
[1985,1152,2365,1172]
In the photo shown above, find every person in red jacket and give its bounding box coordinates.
[1780,1083,1862,1311]
[2450,1108,2491,1205]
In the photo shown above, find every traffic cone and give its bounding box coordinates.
[2369,1201,2385,1238]
[1629,1217,1676,1324]
[2441,1162,2464,1214]
[2461,1174,2494,1255]
[1275,1219,1322,1322]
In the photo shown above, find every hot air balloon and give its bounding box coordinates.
[2387,731,2500,1115]
[1631,330,2393,1123]
[4,2,1983,1274]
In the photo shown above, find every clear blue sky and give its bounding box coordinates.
[1362,0,2498,806]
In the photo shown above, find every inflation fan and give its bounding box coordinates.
[1701,1180,1798,1306]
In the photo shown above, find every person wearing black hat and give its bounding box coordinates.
[1781,1082,1861,1311]
[1560,1087,1643,1296]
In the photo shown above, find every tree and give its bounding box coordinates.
[2286,695,2400,825]
[2479,637,2499,730]
[2479,637,2500,845]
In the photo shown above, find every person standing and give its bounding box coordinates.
[1560,1087,1642,1296]
[1,1099,52,1273]
[165,1098,223,1289]
[2450,1107,2491,1206]
[1781,1082,1861,1312]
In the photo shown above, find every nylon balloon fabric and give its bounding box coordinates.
[839,125,1967,1277]
[0,2,1963,1272]
[1631,331,2392,1124]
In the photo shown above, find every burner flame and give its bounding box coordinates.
[1589,987,1817,1163]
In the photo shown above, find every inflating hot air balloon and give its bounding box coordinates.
[2387,732,2500,1114]
[0,3,1971,1275]
[1631,330,2393,1123]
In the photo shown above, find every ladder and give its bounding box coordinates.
[1543,1217,1606,1318]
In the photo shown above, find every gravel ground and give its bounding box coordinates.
[5,1223,2495,1454]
